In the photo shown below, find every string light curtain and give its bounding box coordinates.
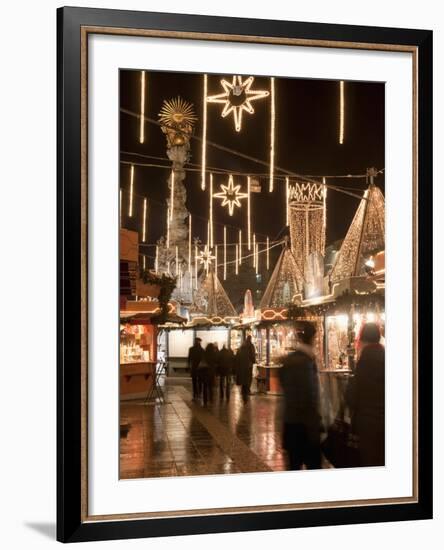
[339,80,345,145]
[269,77,276,192]
[139,71,146,144]
[201,74,208,190]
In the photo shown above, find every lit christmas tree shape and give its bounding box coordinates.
[198,245,216,271]
[213,175,248,216]
[207,76,269,132]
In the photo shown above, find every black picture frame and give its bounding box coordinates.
[57,6,433,543]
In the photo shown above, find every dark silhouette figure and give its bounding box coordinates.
[279,321,321,470]
[218,344,235,400]
[236,337,256,403]
[347,322,385,466]
[202,343,218,405]
[187,338,204,400]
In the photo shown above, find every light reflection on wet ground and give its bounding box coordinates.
[120,379,288,479]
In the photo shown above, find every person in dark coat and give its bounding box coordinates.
[235,339,255,403]
[187,338,204,400]
[279,321,322,470]
[218,344,235,400]
[346,322,385,466]
[201,343,218,405]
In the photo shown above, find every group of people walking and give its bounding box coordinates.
[187,336,256,406]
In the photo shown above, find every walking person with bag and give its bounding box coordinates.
[279,321,322,470]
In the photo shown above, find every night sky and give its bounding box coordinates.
[119,69,384,307]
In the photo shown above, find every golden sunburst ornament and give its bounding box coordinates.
[213,175,248,216]
[158,97,197,147]
[207,76,269,132]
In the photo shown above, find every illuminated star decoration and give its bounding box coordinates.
[198,245,216,271]
[207,76,269,132]
[213,175,248,216]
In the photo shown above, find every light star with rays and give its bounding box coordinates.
[213,175,248,216]
[198,245,216,271]
[206,76,269,132]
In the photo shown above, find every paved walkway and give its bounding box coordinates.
[120,378,288,479]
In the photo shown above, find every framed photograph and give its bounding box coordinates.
[57,6,433,543]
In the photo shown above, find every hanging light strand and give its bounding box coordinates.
[209,173,214,247]
[269,77,276,192]
[239,229,242,265]
[266,236,270,270]
[247,176,252,249]
[286,177,290,226]
[255,243,259,274]
[253,233,256,268]
[142,197,147,242]
[129,164,134,217]
[188,215,192,275]
[223,226,227,281]
[170,170,175,221]
[235,244,239,275]
[155,245,159,272]
[201,74,208,190]
[139,71,146,143]
[215,245,218,277]
[166,207,170,248]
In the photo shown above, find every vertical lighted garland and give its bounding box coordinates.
[269,77,276,192]
[239,230,242,264]
[266,236,270,270]
[142,198,147,242]
[235,244,239,275]
[215,245,218,277]
[155,245,159,273]
[339,80,345,145]
[170,170,175,221]
[209,173,214,248]
[175,246,179,276]
[255,243,259,274]
[286,177,290,226]
[129,164,134,217]
[253,234,256,268]
[194,245,198,289]
[322,177,328,254]
[188,215,192,276]
[223,226,227,281]
[247,176,252,249]
[201,74,208,190]
[166,207,170,249]
[139,71,146,144]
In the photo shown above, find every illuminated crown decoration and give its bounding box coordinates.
[158,97,197,148]
[288,181,326,278]
[330,184,385,282]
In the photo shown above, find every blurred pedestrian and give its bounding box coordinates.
[202,342,218,405]
[218,344,235,401]
[279,321,321,470]
[235,339,255,403]
[346,322,385,466]
[187,337,204,400]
